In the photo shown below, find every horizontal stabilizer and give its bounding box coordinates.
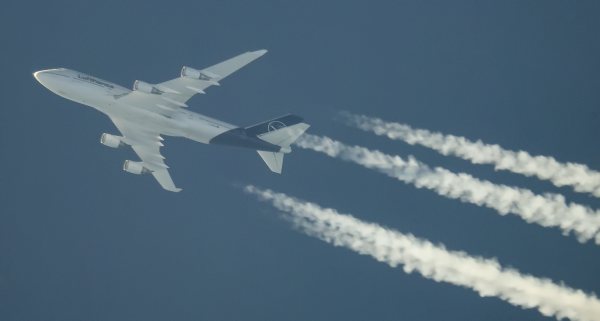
[257,123,310,147]
[257,151,284,174]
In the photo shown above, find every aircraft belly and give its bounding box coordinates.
[184,118,231,144]
[107,101,186,136]
[52,79,102,105]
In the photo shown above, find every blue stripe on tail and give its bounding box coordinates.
[244,114,304,136]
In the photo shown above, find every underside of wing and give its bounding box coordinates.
[115,50,267,113]
[110,117,182,192]
[161,49,268,101]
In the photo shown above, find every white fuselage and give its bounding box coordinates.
[34,68,237,143]
[32,50,302,192]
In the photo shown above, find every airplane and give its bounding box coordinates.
[34,50,310,192]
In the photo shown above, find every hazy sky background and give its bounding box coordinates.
[1,1,600,320]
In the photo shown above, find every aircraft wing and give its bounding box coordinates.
[116,50,267,112]
[110,117,182,192]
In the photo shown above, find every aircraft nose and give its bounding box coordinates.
[33,70,50,84]
[34,68,68,83]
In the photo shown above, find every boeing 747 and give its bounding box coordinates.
[34,50,309,192]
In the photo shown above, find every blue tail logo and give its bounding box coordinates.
[268,121,287,132]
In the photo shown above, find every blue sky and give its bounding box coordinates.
[1,1,600,320]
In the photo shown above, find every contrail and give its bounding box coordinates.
[245,186,600,321]
[340,112,600,197]
[293,134,600,244]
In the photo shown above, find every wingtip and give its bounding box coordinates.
[254,49,268,56]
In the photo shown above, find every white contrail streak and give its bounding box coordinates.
[245,186,600,321]
[340,112,600,197]
[293,134,600,244]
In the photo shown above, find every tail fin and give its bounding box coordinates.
[256,123,310,147]
[245,114,304,137]
[249,115,310,174]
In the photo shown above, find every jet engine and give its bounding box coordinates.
[123,160,152,175]
[101,133,129,148]
[133,80,163,95]
[181,66,203,79]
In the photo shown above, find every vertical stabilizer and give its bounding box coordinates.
[251,115,310,173]
[257,123,310,148]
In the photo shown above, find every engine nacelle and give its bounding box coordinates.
[133,80,162,95]
[181,67,220,86]
[101,133,129,148]
[181,66,201,79]
[182,66,215,81]
[123,160,152,175]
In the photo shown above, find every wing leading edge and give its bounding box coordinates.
[116,50,268,114]
[107,50,269,192]
[110,117,182,192]
[160,49,268,101]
